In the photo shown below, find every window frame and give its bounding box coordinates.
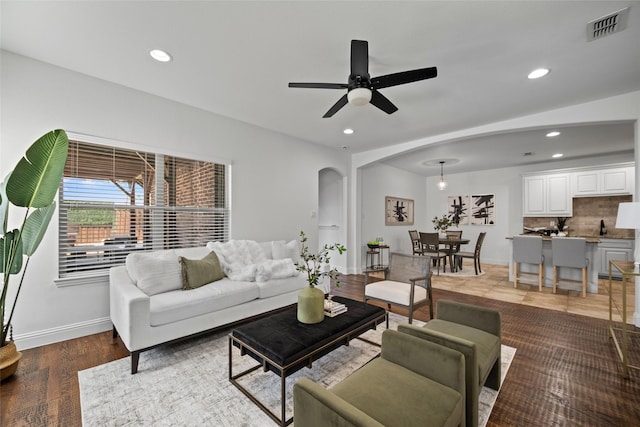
[55,132,232,287]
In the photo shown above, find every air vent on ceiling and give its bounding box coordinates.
[587,7,630,41]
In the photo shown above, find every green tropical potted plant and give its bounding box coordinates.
[295,230,346,324]
[1,129,69,380]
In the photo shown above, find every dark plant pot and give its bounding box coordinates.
[0,341,22,381]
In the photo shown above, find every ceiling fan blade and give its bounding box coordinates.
[371,67,437,89]
[323,94,349,118]
[370,90,398,115]
[289,82,348,89]
[350,40,369,78]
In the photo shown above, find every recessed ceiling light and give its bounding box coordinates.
[150,49,172,62]
[528,68,550,79]
[552,153,563,158]
[343,128,354,135]
[546,131,561,137]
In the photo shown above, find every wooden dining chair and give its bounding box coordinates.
[419,232,448,275]
[444,230,463,271]
[454,232,486,275]
[408,230,422,255]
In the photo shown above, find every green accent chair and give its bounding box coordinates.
[293,329,466,427]
[398,300,501,427]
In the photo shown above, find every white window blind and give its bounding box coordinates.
[59,140,229,278]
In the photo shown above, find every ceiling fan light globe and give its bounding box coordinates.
[347,88,372,106]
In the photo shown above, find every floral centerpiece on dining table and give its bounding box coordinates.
[432,214,455,233]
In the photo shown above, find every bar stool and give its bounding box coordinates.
[552,237,589,298]
[513,236,544,291]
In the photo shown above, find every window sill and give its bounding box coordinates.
[54,273,109,288]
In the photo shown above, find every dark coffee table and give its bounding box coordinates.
[228,296,386,426]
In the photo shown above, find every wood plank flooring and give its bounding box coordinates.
[2,271,639,426]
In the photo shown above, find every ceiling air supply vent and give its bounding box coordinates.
[587,7,630,41]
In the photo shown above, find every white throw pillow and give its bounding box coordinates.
[223,263,257,281]
[272,240,301,263]
[126,250,182,296]
[255,258,298,282]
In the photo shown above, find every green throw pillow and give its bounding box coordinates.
[179,251,225,290]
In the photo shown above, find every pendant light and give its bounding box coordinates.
[437,161,448,191]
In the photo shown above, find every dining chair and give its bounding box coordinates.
[408,230,422,255]
[513,235,544,291]
[419,232,448,275]
[444,230,463,271]
[454,232,486,275]
[552,237,589,297]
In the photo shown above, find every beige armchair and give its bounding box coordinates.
[364,252,434,326]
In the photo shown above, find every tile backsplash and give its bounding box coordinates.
[523,195,634,238]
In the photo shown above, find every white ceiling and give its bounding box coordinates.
[2,1,639,176]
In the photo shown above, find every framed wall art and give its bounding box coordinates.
[447,195,470,225]
[471,194,495,225]
[385,196,414,225]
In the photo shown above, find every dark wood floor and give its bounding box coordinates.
[2,274,639,426]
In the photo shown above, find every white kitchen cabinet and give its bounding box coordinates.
[598,238,634,278]
[573,166,635,197]
[523,173,571,217]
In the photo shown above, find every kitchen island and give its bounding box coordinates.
[507,236,600,294]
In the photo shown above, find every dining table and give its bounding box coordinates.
[439,237,470,273]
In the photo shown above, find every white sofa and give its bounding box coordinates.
[110,240,327,374]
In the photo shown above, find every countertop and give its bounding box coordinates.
[507,235,634,243]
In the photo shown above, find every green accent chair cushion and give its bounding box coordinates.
[293,329,465,427]
[399,300,501,427]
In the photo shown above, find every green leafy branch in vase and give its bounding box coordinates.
[295,231,346,288]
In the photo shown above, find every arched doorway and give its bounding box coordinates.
[318,168,347,272]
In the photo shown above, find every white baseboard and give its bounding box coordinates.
[12,317,113,351]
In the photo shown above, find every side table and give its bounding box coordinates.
[366,244,389,270]
[608,260,640,378]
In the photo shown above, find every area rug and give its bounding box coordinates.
[79,313,515,426]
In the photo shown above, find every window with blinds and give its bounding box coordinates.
[59,140,229,278]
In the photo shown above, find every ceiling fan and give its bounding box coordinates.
[288,39,437,118]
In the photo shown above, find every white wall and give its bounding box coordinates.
[360,163,427,263]
[1,51,348,349]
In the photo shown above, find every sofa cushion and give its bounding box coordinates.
[207,240,268,266]
[255,273,307,299]
[424,318,501,386]
[126,250,182,296]
[149,278,259,326]
[179,251,225,290]
[332,358,463,427]
[271,240,301,263]
[259,240,282,259]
